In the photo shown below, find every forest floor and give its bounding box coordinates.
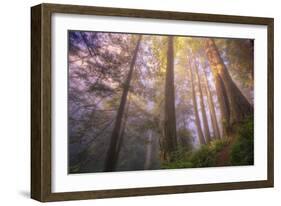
[216,137,236,166]
[216,144,231,166]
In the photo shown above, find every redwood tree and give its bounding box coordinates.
[162,36,178,161]
[194,58,211,143]
[104,35,142,171]
[188,58,206,145]
[205,39,253,135]
[202,65,221,139]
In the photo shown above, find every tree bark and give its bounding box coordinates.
[104,36,142,172]
[144,130,153,170]
[162,36,178,161]
[202,66,221,139]
[194,59,211,143]
[188,59,206,145]
[205,39,253,127]
[205,40,230,136]
[114,94,131,168]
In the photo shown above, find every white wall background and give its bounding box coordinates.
[0,0,279,205]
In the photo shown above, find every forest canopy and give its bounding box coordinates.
[68,31,254,173]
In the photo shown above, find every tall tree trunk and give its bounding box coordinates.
[204,40,230,136]
[249,40,254,81]
[205,39,253,126]
[162,36,177,161]
[144,130,153,170]
[188,59,206,145]
[114,94,131,168]
[104,36,142,172]
[202,66,221,139]
[194,59,211,143]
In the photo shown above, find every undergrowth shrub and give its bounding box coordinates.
[230,117,254,165]
[161,139,228,169]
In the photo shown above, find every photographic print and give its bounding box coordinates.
[68,31,254,174]
[31,4,273,201]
